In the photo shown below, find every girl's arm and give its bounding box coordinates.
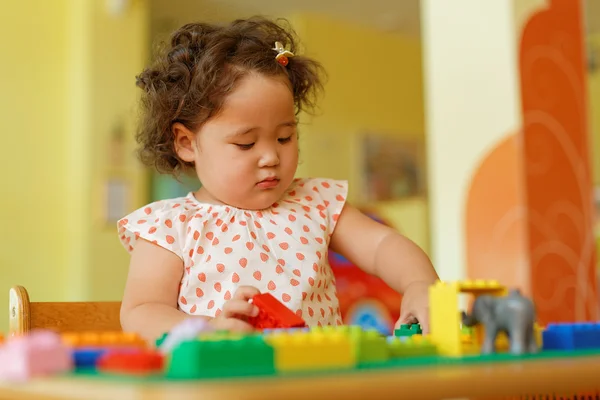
[329,204,439,293]
[120,239,209,342]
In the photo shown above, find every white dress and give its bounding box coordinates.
[118,177,348,327]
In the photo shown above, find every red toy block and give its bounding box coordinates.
[248,293,307,329]
[97,349,164,375]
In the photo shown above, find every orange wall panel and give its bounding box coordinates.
[466,135,530,295]
[518,0,597,323]
[465,0,597,325]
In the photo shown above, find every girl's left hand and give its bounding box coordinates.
[394,281,432,334]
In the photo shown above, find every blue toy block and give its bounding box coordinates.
[542,323,600,351]
[572,323,600,349]
[73,348,108,368]
[542,324,574,350]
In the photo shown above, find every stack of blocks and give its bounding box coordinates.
[163,324,438,379]
[2,284,600,398]
[542,323,600,350]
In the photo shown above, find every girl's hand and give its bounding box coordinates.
[395,281,431,334]
[208,285,261,332]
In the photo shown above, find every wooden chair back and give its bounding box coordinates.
[8,285,122,335]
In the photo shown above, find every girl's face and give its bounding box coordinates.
[189,73,299,210]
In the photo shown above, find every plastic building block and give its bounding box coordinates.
[346,326,389,364]
[167,334,274,379]
[460,324,512,351]
[155,333,168,348]
[248,293,306,329]
[542,323,600,350]
[394,324,422,337]
[0,330,73,381]
[199,330,246,340]
[542,323,583,350]
[534,323,544,347]
[316,326,389,364]
[74,340,600,384]
[158,318,213,354]
[61,322,600,394]
[571,323,600,349]
[267,330,354,372]
[387,335,438,358]
[98,349,164,375]
[460,325,474,344]
[455,279,505,293]
[61,331,146,348]
[262,327,310,334]
[429,280,506,356]
[73,348,108,369]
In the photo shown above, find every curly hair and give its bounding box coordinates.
[134,16,326,176]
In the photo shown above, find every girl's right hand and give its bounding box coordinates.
[208,285,261,332]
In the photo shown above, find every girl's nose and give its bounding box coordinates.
[258,146,280,167]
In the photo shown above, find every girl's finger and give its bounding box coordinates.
[233,285,261,301]
[397,312,418,326]
[414,309,430,334]
[217,317,255,333]
[223,299,259,318]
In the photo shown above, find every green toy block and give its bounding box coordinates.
[312,325,389,364]
[388,336,437,358]
[347,326,389,364]
[461,325,474,336]
[394,324,422,337]
[166,334,275,379]
[155,332,168,347]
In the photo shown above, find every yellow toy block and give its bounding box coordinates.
[61,331,146,348]
[456,279,506,295]
[266,330,355,372]
[461,333,472,344]
[429,280,506,356]
[316,325,389,363]
[534,323,544,347]
[471,327,512,351]
[429,283,462,356]
[494,332,510,351]
[388,334,437,357]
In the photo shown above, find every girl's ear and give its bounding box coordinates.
[172,122,196,162]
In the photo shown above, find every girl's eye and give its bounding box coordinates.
[278,136,293,144]
[235,143,254,150]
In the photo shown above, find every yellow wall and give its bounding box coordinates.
[291,14,429,252]
[87,0,149,300]
[0,0,149,333]
[0,5,426,334]
[148,10,430,251]
[0,0,70,331]
[292,14,424,136]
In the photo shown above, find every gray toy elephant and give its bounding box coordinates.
[461,288,538,355]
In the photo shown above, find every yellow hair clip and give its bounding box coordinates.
[273,41,294,67]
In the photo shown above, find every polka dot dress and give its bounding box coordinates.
[117,178,348,327]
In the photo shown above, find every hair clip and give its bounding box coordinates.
[273,41,294,67]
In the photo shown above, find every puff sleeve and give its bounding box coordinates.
[304,178,348,238]
[117,200,189,260]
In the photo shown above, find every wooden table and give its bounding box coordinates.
[1,354,599,400]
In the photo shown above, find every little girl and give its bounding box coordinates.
[117,16,439,341]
